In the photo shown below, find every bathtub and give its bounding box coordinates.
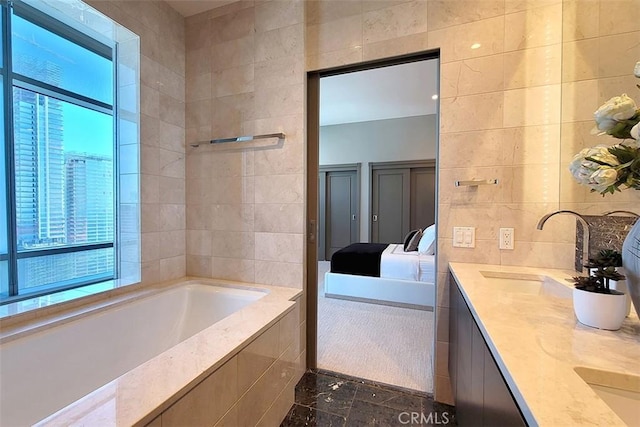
[0,280,291,426]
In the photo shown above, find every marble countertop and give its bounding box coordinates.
[449,263,640,427]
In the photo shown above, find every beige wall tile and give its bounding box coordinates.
[254,203,304,233]
[428,0,504,31]
[362,32,430,62]
[254,142,304,176]
[429,16,505,63]
[306,0,362,26]
[562,0,599,42]
[504,44,562,89]
[211,7,255,44]
[186,254,213,277]
[212,35,255,71]
[362,1,429,44]
[160,255,185,280]
[211,231,255,259]
[255,24,304,63]
[306,47,363,71]
[238,322,280,395]
[561,80,598,123]
[440,55,504,98]
[598,0,640,36]
[598,32,640,79]
[255,232,304,263]
[562,39,598,82]
[440,92,504,133]
[254,260,304,288]
[306,15,363,56]
[162,356,238,426]
[211,257,255,282]
[255,0,304,33]
[214,65,255,97]
[504,84,561,127]
[254,174,304,204]
[504,3,562,51]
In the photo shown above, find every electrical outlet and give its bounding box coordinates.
[500,228,514,250]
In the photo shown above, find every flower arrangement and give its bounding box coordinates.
[569,62,640,195]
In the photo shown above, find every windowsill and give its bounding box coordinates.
[0,278,139,323]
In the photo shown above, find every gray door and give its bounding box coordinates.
[411,167,436,229]
[371,168,410,243]
[325,170,358,259]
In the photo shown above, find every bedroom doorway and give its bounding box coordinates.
[306,51,440,394]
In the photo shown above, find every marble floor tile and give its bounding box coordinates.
[281,370,456,426]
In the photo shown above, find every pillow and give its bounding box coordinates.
[406,229,423,252]
[418,224,436,255]
[403,229,420,251]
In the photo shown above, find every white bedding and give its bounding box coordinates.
[380,244,435,283]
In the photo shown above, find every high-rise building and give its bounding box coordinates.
[65,152,114,244]
[12,56,65,250]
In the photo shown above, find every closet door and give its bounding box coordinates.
[410,167,436,229]
[371,168,410,243]
[325,170,358,259]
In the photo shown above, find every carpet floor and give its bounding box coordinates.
[316,261,434,393]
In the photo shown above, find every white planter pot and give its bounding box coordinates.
[573,288,627,330]
[610,279,631,317]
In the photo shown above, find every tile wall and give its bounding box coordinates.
[559,0,640,214]
[87,0,187,285]
[184,1,306,289]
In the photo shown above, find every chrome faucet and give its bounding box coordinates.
[537,210,590,273]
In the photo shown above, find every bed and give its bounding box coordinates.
[324,241,436,310]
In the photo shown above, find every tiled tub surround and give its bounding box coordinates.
[449,262,640,426]
[0,278,303,426]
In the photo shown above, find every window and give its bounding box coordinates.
[1,1,118,301]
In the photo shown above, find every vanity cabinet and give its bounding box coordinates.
[449,274,527,426]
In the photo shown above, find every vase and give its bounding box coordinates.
[610,278,631,317]
[573,288,627,330]
[622,219,640,318]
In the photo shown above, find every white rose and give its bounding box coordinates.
[635,61,640,78]
[631,122,640,140]
[594,94,638,131]
[569,146,620,189]
[589,167,618,193]
[588,145,620,166]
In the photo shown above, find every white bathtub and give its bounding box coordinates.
[0,282,268,426]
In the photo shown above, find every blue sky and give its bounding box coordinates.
[13,13,114,157]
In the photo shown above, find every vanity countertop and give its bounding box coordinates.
[449,262,640,427]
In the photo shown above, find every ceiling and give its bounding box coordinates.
[319,59,439,127]
[165,0,235,17]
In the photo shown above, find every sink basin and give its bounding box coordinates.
[479,271,572,298]
[574,367,640,425]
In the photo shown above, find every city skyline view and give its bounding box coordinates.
[4,11,116,294]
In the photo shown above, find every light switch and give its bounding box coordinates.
[453,227,475,248]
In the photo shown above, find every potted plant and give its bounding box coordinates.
[585,249,631,317]
[572,251,627,330]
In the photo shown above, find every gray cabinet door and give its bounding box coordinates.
[371,168,410,243]
[411,167,436,229]
[325,170,358,259]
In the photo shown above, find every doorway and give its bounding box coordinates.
[306,51,440,393]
